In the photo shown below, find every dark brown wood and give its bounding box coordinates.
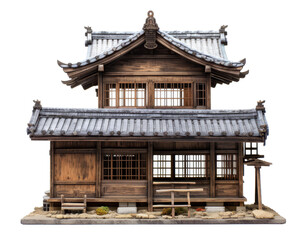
[96,142,101,197]
[210,142,215,197]
[50,141,54,198]
[147,142,153,211]
[256,167,262,210]
[98,72,103,108]
[238,143,243,198]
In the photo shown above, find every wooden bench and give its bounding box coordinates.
[153,188,203,218]
[61,195,87,214]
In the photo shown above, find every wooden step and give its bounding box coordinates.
[62,203,85,207]
[153,204,191,208]
[61,206,85,210]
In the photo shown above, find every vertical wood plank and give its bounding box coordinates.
[171,191,175,218]
[187,191,191,217]
[256,167,262,210]
[50,141,54,198]
[238,142,244,198]
[147,142,153,211]
[206,74,211,109]
[209,142,215,197]
[148,80,154,108]
[98,73,103,108]
[96,142,102,197]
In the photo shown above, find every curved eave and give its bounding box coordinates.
[59,30,248,89]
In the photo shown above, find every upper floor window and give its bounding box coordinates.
[154,83,192,107]
[104,83,146,107]
[195,83,206,107]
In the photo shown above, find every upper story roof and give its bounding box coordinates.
[58,11,248,89]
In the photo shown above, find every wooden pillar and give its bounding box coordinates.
[254,169,258,205]
[256,166,262,210]
[209,142,216,197]
[147,142,153,211]
[50,141,55,211]
[148,80,154,108]
[206,73,211,109]
[238,143,244,199]
[98,71,103,108]
[50,141,54,198]
[96,142,102,198]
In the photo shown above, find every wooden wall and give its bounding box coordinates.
[50,141,244,201]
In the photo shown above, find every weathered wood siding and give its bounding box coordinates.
[101,180,147,197]
[153,183,209,199]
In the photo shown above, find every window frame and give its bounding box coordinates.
[216,154,238,180]
[153,153,210,180]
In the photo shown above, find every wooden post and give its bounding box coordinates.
[256,166,262,210]
[206,73,211,109]
[187,191,191,217]
[50,141,54,198]
[254,168,258,205]
[147,142,153,211]
[84,195,87,213]
[209,142,215,197]
[98,72,103,108]
[171,191,175,218]
[238,143,244,206]
[96,142,102,198]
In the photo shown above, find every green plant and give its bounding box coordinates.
[96,207,108,215]
[161,207,188,216]
[175,207,187,215]
[161,208,172,215]
[100,206,110,212]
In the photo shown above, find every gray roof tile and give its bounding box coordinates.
[27,107,268,141]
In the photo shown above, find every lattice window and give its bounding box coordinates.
[102,153,146,180]
[175,155,209,178]
[153,154,209,179]
[244,142,258,156]
[104,83,116,107]
[119,83,146,107]
[153,155,171,178]
[195,83,206,107]
[154,83,192,107]
[216,154,238,180]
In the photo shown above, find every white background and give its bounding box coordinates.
[0,0,298,239]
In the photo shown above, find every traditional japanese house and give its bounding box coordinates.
[27,11,269,211]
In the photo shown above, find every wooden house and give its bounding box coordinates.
[27,11,268,211]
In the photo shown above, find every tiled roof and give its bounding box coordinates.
[27,106,268,141]
[87,30,227,60]
[58,30,244,69]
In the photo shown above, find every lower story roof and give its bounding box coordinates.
[27,102,269,142]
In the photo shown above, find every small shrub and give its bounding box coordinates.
[175,207,187,215]
[161,208,172,215]
[100,206,110,212]
[161,207,188,216]
[96,207,108,215]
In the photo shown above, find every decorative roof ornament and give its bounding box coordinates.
[85,26,93,46]
[219,25,228,45]
[33,99,42,110]
[143,10,159,49]
[256,100,266,112]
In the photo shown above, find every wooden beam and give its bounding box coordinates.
[147,142,153,211]
[98,64,104,72]
[96,142,102,198]
[205,65,211,73]
[210,142,216,197]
